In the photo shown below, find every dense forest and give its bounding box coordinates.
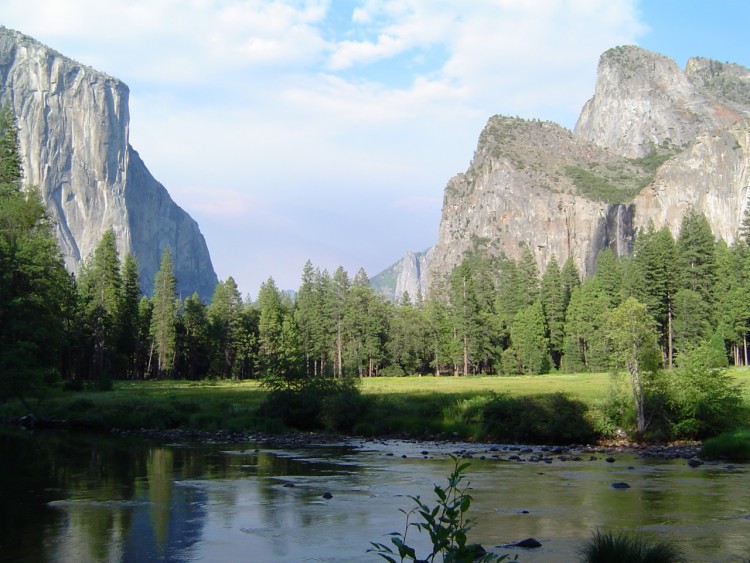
[1,105,748,417]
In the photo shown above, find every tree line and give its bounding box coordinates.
[2,103,750,403]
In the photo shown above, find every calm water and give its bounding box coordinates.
[1,429,748,562]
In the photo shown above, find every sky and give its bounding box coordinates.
[2,0,749,298]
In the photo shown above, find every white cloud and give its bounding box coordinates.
[0,0,647,293]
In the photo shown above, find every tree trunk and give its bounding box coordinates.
[667,301,674,368]
[629,359,646,436]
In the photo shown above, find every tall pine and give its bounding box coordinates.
[150,248,177,376]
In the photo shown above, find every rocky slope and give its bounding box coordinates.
[379,45,750,300]
[0,27,217,299]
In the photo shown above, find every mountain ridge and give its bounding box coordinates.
[377,45,750,300]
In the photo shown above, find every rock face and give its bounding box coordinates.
[0,27,217,299]
[382,45,750,298]
[371,249,433,302]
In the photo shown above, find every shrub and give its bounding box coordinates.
[578,530,682,563]
[368,456,512,562]
[668,344,742,439]
[320,378,370,432]
[481,393,597,444]
[258,376,367,432]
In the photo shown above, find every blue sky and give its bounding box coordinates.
[1,0,748,298]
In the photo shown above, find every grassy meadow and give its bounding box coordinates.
[3,369,750,444]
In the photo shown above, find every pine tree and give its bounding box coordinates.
[345,268,387,377]
[118,253,142,378]
[541,255,565,368]
[294,260,319,376]
[179,292,211,380]
[561,279,610,372]
[330,267,350,377]
[676,208,717,305]
[77,229,122,387]
[630,225,677,366]
[389,293,431,375]
[594,247,623,307]
[560,256,581,313]
[257,277,301,384]
[0,105,73,405]
[150,248,177,376]
[0,104,22,191]
[504,300,550,374]
[207,277,244,378]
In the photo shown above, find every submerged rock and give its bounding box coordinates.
[513,538,542,548]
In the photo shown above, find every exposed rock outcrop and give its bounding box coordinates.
[389,45,750,297]
[574,45,750,158]
[0,27,217,299]
[371,248,433,302]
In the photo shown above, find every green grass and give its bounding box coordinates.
[3,370,749,442]
[359,373,613,402]
[701,428,750,461]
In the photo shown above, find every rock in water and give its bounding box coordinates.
[0,26,218,299]
[513,538,542,548]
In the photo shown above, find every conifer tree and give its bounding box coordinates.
[561,279,609,372]
[504,300,550,374]
[330,267,350,377]
[208,277,244,378]
[257,277,301,384]
[560,256,580,313]
[541,255,565,368]
[150,248,177,376]
[0,104,22,191]
[294,260,319,376]
[77,229,122,387]
[630,225,677,366]
[118,253,142,378]
[676,208,717,305]
[594,247,623,307]
[179,292,211,380]
[0,105,73,405]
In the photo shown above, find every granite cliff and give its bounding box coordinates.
[0,27,217,299]
[380,45,750,300]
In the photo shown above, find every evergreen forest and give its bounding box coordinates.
[1,106,747,442]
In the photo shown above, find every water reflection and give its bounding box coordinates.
[1,430,748,562]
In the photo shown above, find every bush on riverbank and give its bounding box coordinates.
[258,376,370,432]
[701,429,750,461]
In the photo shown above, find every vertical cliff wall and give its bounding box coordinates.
[388,46,750,299]
[0,27,217,299]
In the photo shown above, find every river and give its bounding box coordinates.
[0,429,747,562]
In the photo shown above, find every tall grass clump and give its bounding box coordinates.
[578,530,682,563]
[701,429,750,462]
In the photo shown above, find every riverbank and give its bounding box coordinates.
[103,426,703,463]
[1,373,747,457]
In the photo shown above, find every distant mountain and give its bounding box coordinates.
[371,248,432,301]
[377,45,750,300]
[0,27,218,300]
